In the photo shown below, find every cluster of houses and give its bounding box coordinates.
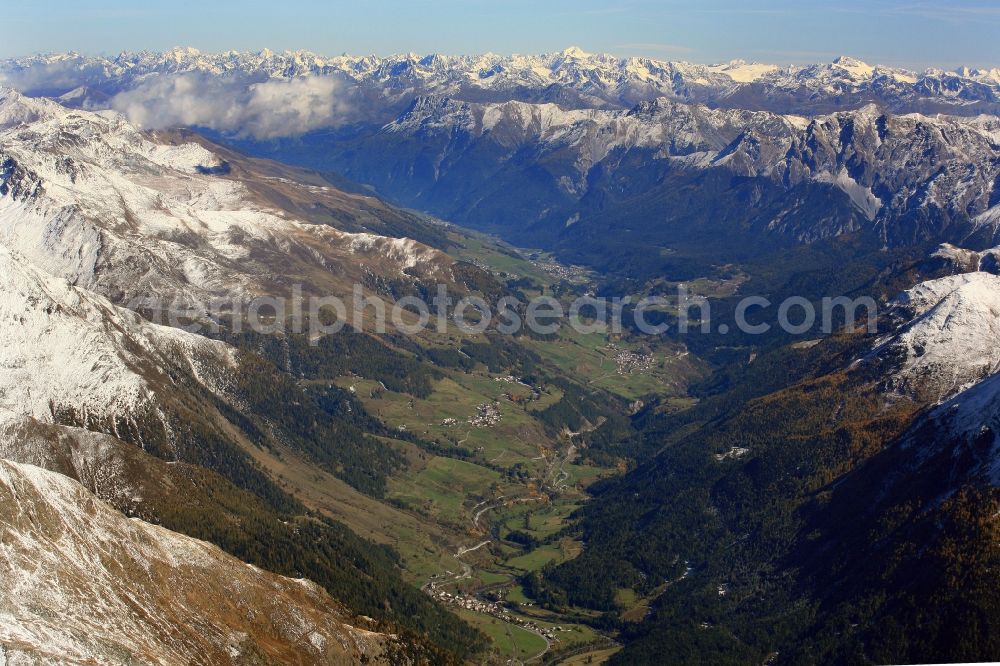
[425,581,572,643]
[713,446,750,462]
[607,344,656,375]
[469,401,502,427]
[529,254,591,285]
[426,584,513,622]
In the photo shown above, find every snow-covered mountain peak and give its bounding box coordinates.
[560,46,590,58]
[167,45,202,61]
[831,55,875,77]
[871,271,1000,402]
[6,48,1000,120]
[707,60,779,83]
[0,86,66,130]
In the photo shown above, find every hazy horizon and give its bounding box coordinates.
[3,0,999,71]
[5,43,999,74]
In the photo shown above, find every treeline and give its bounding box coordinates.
[231,354,406,497]
[224,326,440,398]
[53,398,302,516]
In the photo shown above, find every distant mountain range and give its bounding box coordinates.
[4,46,1000,116]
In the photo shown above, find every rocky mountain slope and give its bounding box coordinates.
[0,243,426,661]
[0,90,497,663]
[0,240,240,458]
[0,87,454,310]
[343,97,1000,242]
[869,271,1000,401]
[0,458,405,665]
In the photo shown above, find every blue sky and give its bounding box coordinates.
[3,0,998,69]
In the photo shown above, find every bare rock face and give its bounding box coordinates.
[0,458,405,665]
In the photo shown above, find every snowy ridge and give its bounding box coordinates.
[0,88,450,305]
[870,272,1000,402]
[0,244,234,435]
[0,87,65,130]
[347,233,440,272]
[0,421,148,512]
[929,242,1000,274]
[0,458,401,664]
[915,372,1000,485]
[847,261,1000,491]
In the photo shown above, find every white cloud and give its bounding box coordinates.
[108,72,349,139]
[0,58,108,94]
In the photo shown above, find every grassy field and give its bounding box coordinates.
[454,604,602,661]
[499,499,585,542]
[389,455,504,527]
[506,538,583,573]
[557,646,623,665]
[506,543,564,572]
[529,621,599,649]
[446,232,552,286]
[561,462,608,487]
[524,326,702,401]
[337,372,552,466]
[615,588,638,608]
[476,570,510,586]
[506,584,534,605]
[455,609,549,661]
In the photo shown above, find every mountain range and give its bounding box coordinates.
[5,46,1000,115]
[300,96,1000,251]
